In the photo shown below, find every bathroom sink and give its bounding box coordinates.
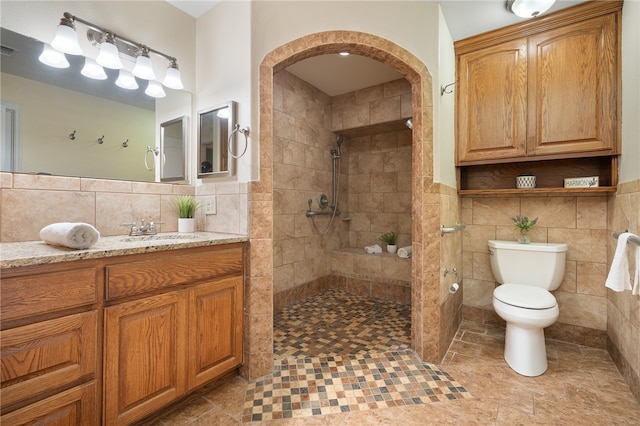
[119,234,199,242]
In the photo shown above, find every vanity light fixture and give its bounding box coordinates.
[507,0,556,18]
[132,47,156,80]
[42,12,183,95]
[115,69,139,90]
[50,13,83,55]
[95,32,123,69]
[81,57,107,80]
[38,44,70,68]
[162,59,183,90]
[145,81,166,98]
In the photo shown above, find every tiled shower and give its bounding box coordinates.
[272,69,413,312]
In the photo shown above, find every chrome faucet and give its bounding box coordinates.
[120,218,163,236]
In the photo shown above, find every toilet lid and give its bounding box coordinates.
[494,284,557,310]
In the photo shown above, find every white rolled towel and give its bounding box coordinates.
[40,222,100,249]
[397,245,412,258]
[364,244,382,254]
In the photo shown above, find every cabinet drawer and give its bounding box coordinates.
[1,268,98,322]
[0,381,97,426]
[0,311,98,412]
[106,245,243,300]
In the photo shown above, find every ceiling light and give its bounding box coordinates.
[507,0,556,18]
[339,52,350,56]
[145,80,166,98]
[115,69,139,90]
[162,59,183,90]
[50,12,83,55]
[80,57,107,80]
[38,43,70,68]
[133,48,156,80]
[95,32,123,69]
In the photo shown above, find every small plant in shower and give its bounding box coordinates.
[379,231,398,253]
[512,215,538,244]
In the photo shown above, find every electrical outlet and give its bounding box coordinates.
[203,196,217,215]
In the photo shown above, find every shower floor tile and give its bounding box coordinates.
[273,290,411,358]
[242,350,472,422]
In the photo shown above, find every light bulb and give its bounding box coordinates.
[115,69,139,90]
[38,44,70,68]
[132,51,155,80]
[145,81,166,98]
[81,58,107,80]
[50,15,83,55]
[162,62,183,90]
[96,36,123,69]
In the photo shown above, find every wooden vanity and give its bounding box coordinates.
[0,236,246,425]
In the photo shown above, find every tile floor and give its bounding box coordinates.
[151,292,640,425]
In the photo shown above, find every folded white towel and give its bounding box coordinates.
[397,245,412,258]
[40,222,100,249]
[605,232,638,293]
[364,244,382,254]
[634,246,640,296]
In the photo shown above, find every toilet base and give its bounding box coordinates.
[504,322,548,377]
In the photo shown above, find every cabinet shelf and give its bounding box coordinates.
[457,156,618,195]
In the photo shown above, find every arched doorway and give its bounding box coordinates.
[246,31,444,380]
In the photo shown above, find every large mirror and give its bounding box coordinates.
[0,27,191,182]
[198,101,236,178]
[160,116,187,182]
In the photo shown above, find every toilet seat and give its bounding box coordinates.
[494,284,556,310]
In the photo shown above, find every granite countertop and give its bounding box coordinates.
[0,232,249,269]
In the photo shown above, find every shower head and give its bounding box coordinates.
[336,135,344,148]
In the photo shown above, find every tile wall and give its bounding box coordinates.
[0,172,247,242]
[461,194,610,347]
[607,178,640,401]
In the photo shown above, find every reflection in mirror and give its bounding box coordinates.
[160,116,187,182]
[0,27,191,183]
[198,101,236,178]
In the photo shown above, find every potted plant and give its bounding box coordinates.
[512,215,538,244]
[175,195,200,233]
[379,231,398,253]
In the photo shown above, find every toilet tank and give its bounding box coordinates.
[488,240,567,290]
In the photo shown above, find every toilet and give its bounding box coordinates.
[488,240,567,376]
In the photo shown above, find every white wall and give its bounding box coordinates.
[245,1,447,184]
[437,7,457,188]
[620,0,640,183]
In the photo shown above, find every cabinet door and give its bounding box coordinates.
[104,292,188,426]
[188,276,244,389]
[0,381,97,426]
[457,38,528,164]
[527,14,618,157]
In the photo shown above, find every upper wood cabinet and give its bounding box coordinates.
[455,1,621,166]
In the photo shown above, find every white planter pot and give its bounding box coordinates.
[178,218,195,233]
[387,244,397,254]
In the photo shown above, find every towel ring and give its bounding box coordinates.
[144,146,160,171]
[228,123,250,159]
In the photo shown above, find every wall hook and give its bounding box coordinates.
[97,135,104,144]
[69,130,76,140]
[122,139,129,148]
[440,81,457,96]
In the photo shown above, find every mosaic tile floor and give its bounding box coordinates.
[273,290,411,358]
[242,350,472,422]
[241,291,470,422]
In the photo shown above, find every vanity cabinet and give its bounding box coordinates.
[0,241,245,426]
[103,244,244,425]
[455,1,621,193]
[0,262,100,425]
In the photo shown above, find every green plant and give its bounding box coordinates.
[512,215,538,232]
[378,231,398,245]
[175,195,200,218]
